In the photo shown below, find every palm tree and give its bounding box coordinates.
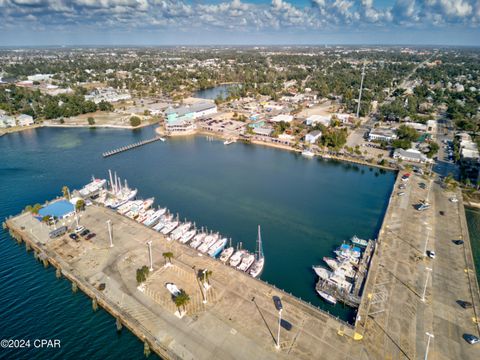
[162,252,173,265]
[174,290,190,314]
[62,186,70,200]
[204,270,213,285]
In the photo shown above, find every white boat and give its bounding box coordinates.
[136,209,155,224]
[301,149,315,157]
[316,290,337,305]
[189,233,206,249]
[323,257,356,279]
[117,200,140,215]
[79,177,107,198]
[197,233,219,253]
[161,221,179,235]
[351,235,369,247]
[153,214,172,232]
[104,170,138,209]
[323,257,339,270]
[326,275,353,293]
[208,238,228,258]
[249,225,265,278]
[143,208,167,227]
[170,222,191,241]
[224,138,236,145]
[229,250,246,267]
[159,137,166,142]
[165,283,181,297]
[179,230,196,244]
[237,253,255,272]
[312,265,333,280]
[219,247,234,263]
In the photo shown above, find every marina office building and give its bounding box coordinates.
[165,102,217,133]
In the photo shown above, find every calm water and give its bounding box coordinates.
[466,208,480,282]
[194,84,240,100]
[0,126,395,359]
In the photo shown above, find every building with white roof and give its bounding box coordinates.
[17,114,34,126]
[306,114,331,127]
[270,114,293,123]
[368,128,397,142]
[393,148,429,163]
[305,130,322,144]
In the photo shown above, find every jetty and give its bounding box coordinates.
[102,136,164,158]
[352,240,375,297]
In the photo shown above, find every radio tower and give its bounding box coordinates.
[356,62,366,118]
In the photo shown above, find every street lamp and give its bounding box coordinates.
[147,241,153,271]
[421,267,432,302]
[424,332,434,360]
[423,229,429,257]
[273,296,283,350]
[106,220,113,247]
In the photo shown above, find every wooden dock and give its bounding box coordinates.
[352,240,375,297]
[102,136,164,158]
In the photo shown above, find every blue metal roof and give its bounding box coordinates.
[38,200,74,219]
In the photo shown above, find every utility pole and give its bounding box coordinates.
[423,229,429,257]
[424,332,434,360]
[106,220,113,247]
[147,241,153,271]
[421,267,432,302]
[356,62,366,118]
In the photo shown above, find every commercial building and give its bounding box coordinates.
[165,102,217,122]
[393,148,429,163]
[368,128,397,142]
[252,127,273,137]
[17,114,34,126]
[85,87,131,104]
[306,114,331,127]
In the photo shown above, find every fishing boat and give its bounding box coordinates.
[179,229,196,244]
[161,220,179,235]
[136,209,155,224]
[249,225,265,278]
[190,232,207,249]
[104,171,138,209]
[153,214,172,232]
[237,253,255,272]
[198,233,219,253]
[208,238,228,257]
[219,247,234,263]
[170,222,191,241]
[316,290,337,305]
[323,257,339,271]
[351,235,369,248]
[301,149,315,157]
[229,250,246,267]
[334,243,361,259]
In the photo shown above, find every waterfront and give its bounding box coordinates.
[0,126,394,358]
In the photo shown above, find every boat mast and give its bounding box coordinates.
[109,169,114,192]
[256,225,264,260]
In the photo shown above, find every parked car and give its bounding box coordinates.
[419,182,426,189]
[427,250,436,259]
[80,229,90,237]
[69,233,78,240]
[453,240,464,245]
[74,226,85,234]
[457,300,473,309]
[85,233,96,240]
[463,334,479,345]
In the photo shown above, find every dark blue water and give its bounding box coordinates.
[0,126,395,359]
[194,84,240,100]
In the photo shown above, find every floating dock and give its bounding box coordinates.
[102,136,164,158]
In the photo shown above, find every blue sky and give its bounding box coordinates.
[0,0,479,46]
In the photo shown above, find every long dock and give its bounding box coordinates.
[102,136,164,158]
[4,204,367,360]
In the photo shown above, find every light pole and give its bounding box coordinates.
[276,308,283,350]
[423,229,429,257]
[424,332,434,360]
[202,269,208,304]
[147,241,153,271]
[421,267,432,302]
[106,220,113,247]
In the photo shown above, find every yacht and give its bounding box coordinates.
[208,238,228,258]
[237,253,255,272]
[189,233,206,249]
[143,208,167,227]
[351,235,369,247]
[312,265,333,281]
[219,247,234,263]
[229,250,246,267]
[161,220,179,235]
[79,177,107,198]
[249,225,265,278]
[197,233,219,253]
[179,230,196,244]
[316,290,337,305]
[170,222,191,241]
[224,138,236,145]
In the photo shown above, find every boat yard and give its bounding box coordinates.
[4,168,480,359]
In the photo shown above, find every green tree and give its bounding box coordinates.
[87,117,95,125]
[162,252,174,265]
[62,186,70,199]
[75,199,85,212]
[174,290,190,314]
[136,265,150,284]
[130,116,141,127]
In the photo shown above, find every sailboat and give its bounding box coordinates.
[249,225,265,278]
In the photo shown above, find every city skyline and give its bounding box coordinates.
[0,0,479,46]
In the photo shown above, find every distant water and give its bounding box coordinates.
[193,84,240,100]
[0,127,395,359]
[466,208,480,284]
